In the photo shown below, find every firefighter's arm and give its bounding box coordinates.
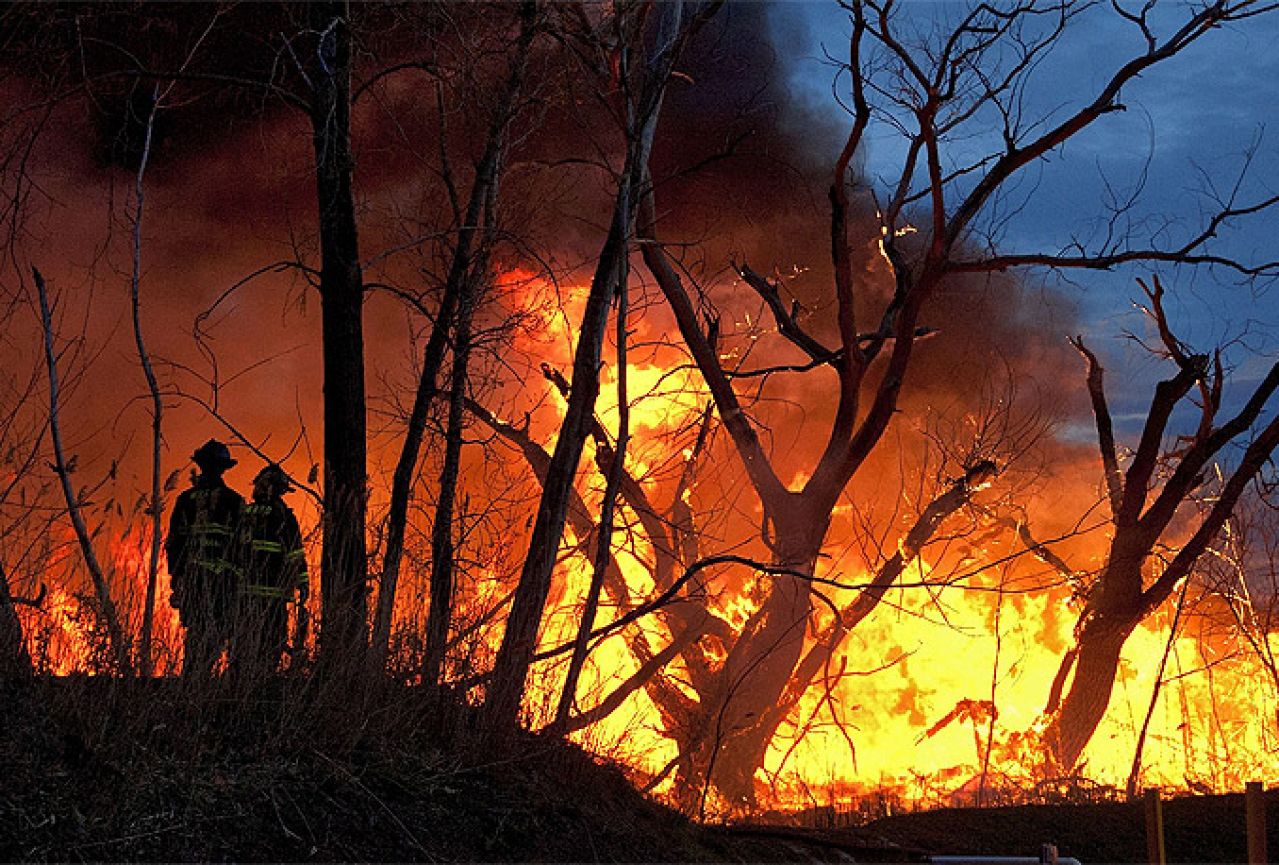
[284,511,309,600]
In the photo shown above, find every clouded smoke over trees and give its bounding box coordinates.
[1,0,1278,817]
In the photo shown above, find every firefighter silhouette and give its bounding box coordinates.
[165,439,244,677]
[232,464,309,674]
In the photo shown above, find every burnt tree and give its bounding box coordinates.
[641,0,1279,805]
[1043,278,1279,770]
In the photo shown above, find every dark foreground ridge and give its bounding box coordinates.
[0,678,911,862]
[3,678,1275,862]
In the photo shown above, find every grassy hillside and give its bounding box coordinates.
[0,678,906,862]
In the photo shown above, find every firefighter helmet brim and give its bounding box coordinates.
[192,439,237,470]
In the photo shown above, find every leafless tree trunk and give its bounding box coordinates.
[484,0,719,730]
[306,1,369,670]
[34,266,132,675]
[373,2,538,668]
[128,86,165,678]
[1043,280,1279,770]
[554,255,631,727]
[422,280,476,688]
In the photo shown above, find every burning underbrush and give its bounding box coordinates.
[14,545,1279,822]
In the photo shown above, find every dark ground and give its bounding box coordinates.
[864,791,1277,863]
[0,678,1273,862]
[0,677,904,862]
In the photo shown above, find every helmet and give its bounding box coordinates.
[192,439,236,470]
[254,464,294,495]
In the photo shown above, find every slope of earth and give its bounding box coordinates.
[0,678,912,863]
[866,791,1278,863]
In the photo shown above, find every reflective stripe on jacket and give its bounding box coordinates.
[239,498,307,599]
[165,478,245,612]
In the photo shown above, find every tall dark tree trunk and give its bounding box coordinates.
[373,259,460,669]
[485,190,634,727]
[483,1,697,730]
[422,289,474,688]
[553,261,632,728]
[309,2,368,668]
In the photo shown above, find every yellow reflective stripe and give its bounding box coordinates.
[285,549,306,561]
[250,540,285,553]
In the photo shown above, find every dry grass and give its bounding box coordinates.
[0,675,897,862]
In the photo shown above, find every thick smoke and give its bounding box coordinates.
[0,1,1098,586]
[0,1,1099,675]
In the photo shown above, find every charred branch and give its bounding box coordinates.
[1070,337,1124,519]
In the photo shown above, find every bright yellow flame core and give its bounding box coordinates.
[558,560,1279,811]
[507,279,1279,807]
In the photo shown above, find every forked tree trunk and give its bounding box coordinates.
[703,541,819,806]
[1039,328,1279,771]
[697,463,996,806]
[673,502,826,809]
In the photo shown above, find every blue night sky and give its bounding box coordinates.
[773,1,1279,429]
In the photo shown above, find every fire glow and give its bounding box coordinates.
[3,0,1279,826]
[14,262,1279,815]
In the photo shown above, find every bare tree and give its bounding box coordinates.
[128,88,165,679]
[372,2,541,673]
[639,0,1279,804]
[33,267,131,675]
[299,1,370,668]
[124,21,221,674]
[1037,278,1279,771]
